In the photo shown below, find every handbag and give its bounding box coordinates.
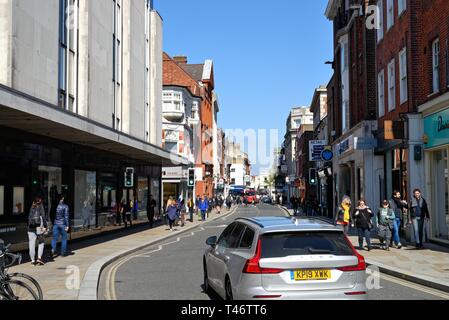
[377,225,387,240]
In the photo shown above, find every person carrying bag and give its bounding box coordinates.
[377,200,395,251]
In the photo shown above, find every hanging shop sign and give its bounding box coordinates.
[424,107,449,149]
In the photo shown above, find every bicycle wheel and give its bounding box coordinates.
[8,273,43,300]
[4,279,39,300]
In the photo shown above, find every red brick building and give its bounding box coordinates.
[417,0,449,244]
[172,56,216,198]
[325,0,380,210]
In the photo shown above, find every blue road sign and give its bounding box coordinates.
[321,149,334,162]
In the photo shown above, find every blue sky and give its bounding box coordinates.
[156,0,334,174]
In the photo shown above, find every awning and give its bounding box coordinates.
[0,84,188,166]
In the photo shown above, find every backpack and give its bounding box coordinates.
[29,206,42,227]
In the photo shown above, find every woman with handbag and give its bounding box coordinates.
[353,199,374,251]
[28,196,48,266]
[377,200,396,251]
[335,196,352,235]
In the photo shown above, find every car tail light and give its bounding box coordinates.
[337,235,366,272]
[243,239,283,274]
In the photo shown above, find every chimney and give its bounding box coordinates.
[173,56,188,64]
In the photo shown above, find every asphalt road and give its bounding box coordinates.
[98,204,449,300]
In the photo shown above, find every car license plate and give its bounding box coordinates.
[293,270,331,281]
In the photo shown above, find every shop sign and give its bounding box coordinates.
[0,226,17,234]
[354,137,378,150]
[424,108,449,149]
[337,136,353,156]
[385,120,405,140]
[162,167,183,179]
[309,140,326,161]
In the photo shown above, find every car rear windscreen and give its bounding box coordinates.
[260,231,354,258]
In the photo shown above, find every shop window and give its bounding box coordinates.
[74,170,96,230]
[137,178,149,220]
[38,166,62,223]
[0,186,4,216]
[13,187,25,215]
[432,149,449,240]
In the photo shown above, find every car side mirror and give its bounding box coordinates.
[206,236,217,247]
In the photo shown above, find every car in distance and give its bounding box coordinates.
[203,216,367,300]
[261,196,273,204]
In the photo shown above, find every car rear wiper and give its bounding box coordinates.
[308,248,332,254]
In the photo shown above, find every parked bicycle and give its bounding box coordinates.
[0,240,43,300]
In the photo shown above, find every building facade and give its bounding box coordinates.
[309,86,333,218]
[0,0,184,249]
[161,53,202,206]
[174,57,216,198]
[325,0,382,212]
[284,107,313,200]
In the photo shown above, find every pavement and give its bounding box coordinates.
[7,207,238,300]
[279,206,449,293]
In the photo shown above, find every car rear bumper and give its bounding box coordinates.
[236,283,368,300]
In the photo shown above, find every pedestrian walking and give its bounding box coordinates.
[187,197,195,222]
[291,196,298,215]
[51,196,70,258]
[335,196,352,234]
[178,197,186,227]
[195,195,201,219]
[27,196,48,266]
[147,194,157,228]
[199,195,209,221]
[120,198,132,228]
[82,199,93,231]
[409,189,430,249]
[376,200,395,251]
[132,198,139,221]
[389,190,408,249]
[166,197,179,231]
[226,194,232,210]
[353,199,373,251]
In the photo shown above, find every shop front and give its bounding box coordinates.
[0,126,162,250]
[422,105,449,244]
[332,121,381,213]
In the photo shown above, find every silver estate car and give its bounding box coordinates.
[203,216,367,300]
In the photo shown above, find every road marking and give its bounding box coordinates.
[380,273,449,300]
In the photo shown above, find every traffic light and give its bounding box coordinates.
[188,168,195,187]
[124,167,134,188]
[309,168,317,186]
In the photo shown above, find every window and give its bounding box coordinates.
[388,59,396,111]
[164,142,178,154]
[341,41,349,71]
[398,0,406,16]
[217,223,237,248]
[260,232,354,258]
[0,186,4,216]
[342,100,349,132]
[386,0,394,30]
[433,39,440,94]
[378,70,385,117]
[239,227,255,249]
[13,187,25,215]
[228,223,246,248]
[399,48,408,104]
[377,0,384,42]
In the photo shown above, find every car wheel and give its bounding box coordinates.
[225,277,233,301]
[203,261,210,294]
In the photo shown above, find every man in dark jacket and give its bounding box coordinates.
[409,189,430,249]
[389,190,408,249]
[51,196,70,258]
[147,195,157,228]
